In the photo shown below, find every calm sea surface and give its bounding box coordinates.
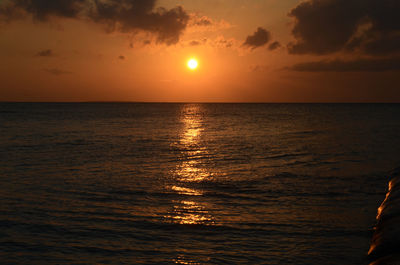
[1,103,400,264]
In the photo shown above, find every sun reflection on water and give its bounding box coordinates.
[171,200,213,225]
[171,186,203,196]
[175,160,211,182]
[166,105,214,227]
[179,106,202,146]
[173,255,203,265]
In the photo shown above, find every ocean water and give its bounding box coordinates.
[1,103,400,264]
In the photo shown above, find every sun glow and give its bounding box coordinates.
[187,58,198,70]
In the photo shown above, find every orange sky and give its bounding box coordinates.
[1,0,400,102]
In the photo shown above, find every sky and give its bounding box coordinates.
[1,0,400,102]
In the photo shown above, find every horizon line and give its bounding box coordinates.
[1,101,400,104]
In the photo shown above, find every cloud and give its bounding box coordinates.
[187,14,231,32]
[212,36,237,49]
[0,0,189,45]
[288,0,400,55]
[289,58,400,72]
[44,68,72,75]
[243,27,271,49]
[90,0,189,45]
[192,16,212,27]
[268,41,281,51]
[36,49,53,57]
[2,0,85,21]
[189,40,200,46]
[249,64,268,72]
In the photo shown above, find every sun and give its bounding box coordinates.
[187,58,198,70]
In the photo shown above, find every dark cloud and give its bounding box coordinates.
[193,17,211,26]
[44,68,72,75]
[244,27,271,49]
[0,0,189,45]
[353,32,400,55]
[36,49,53,57]
[2,0,85,21]
[288,0,400,55]
[90,0,189,45]
[268,41,281,51]
[189,40,200,46]
[289,58,400,72]
[118,55,125,60]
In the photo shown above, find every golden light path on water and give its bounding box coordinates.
[171,105,213,264]
[166,105,214,229]
[162,105,218,264]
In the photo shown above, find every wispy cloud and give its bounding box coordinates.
[187,13,231,32]
[44,68,72,75]
[288,58,400,72]
[268,41,281,51]
[36,49,53,57]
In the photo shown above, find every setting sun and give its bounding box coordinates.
[187,59,198,70]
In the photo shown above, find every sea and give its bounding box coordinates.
[1,103,400,264]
